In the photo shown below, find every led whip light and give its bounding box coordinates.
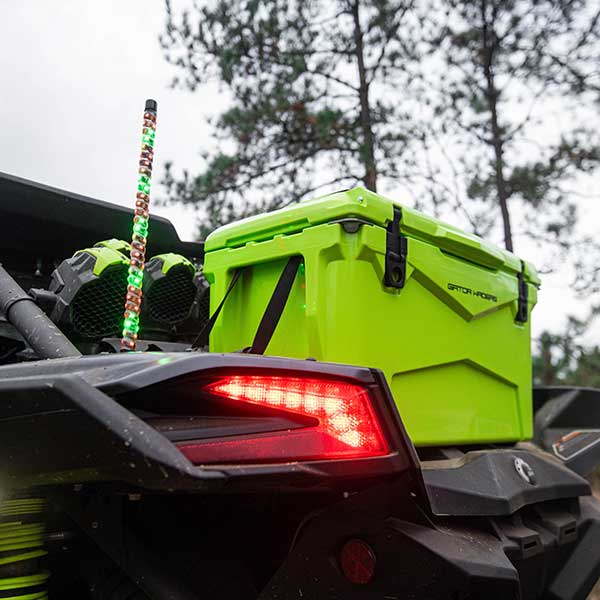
[121,99,157,351]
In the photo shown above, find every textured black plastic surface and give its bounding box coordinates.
[260,485,521,600]
[534,386,600,475]
[534,386,600,444]
[422,447,590,516]
[0,171,201,277]
[0,352,419,492]
[48,252,128,338]
[260,481,600,600]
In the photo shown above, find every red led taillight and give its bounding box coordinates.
[178,374,389,464]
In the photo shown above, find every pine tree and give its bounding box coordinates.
[533,310,600,387]
[160,0,425,235]
[425,0,600,253]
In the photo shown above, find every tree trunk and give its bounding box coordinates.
[480,0,514,252]
[351,0,378,192]
[541,338,556,385]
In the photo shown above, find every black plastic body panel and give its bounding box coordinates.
[534,386,600,447]
[260,485,518,600]
[259,483,600,600]
[534,386,600,475]
[0,171,202,278]
[0,374,223,491]
[422,447,590,516]
[0,351,421,493]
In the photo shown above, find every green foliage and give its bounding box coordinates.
[160,0,424,233]
[161,0,600,265]
[161,0,600,388]
[425,0,600,253]
[533,311,600,387]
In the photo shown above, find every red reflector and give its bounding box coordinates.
[340,539,376,584]
[179,375,389,464]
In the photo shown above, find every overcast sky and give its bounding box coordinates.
[0,1,597,341]
[0,0,211,236]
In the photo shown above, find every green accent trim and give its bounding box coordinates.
[0,498,47,599]
[0,541,45,553]
[74,247,128,276]
[151,253,195,275]
[0,550,46,567]
[0,592,48,600]
[0,499,45,509]
[0,570,50,590]
[94,239,131,256]
[0,523,45,538]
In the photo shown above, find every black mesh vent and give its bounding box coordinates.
[145,266,196,324]
[70,266,128,338]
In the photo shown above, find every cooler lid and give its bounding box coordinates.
[205,187,540,283]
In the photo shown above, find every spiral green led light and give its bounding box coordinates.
[121,99,157,351]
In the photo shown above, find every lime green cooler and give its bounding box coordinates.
[203,188,540,446]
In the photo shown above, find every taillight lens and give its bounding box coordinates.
[178,374,389,464]
[340,539,377,584]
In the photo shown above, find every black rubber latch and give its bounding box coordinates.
[515,260,529,323]
[384,207,408,289]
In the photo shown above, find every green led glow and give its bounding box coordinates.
[133,220,149,236]
[142,132,155,146]
[123,316,140,334]
[128,272,143,287]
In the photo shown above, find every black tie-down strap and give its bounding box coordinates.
[246,254,302,355]
[192,255,302,354]
[191,268,243,348]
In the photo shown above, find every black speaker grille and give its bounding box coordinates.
[70,266,128,338]
[145,265,196,324]
[197,285,210,327]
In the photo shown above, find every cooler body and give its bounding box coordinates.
[203,188,539,446]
